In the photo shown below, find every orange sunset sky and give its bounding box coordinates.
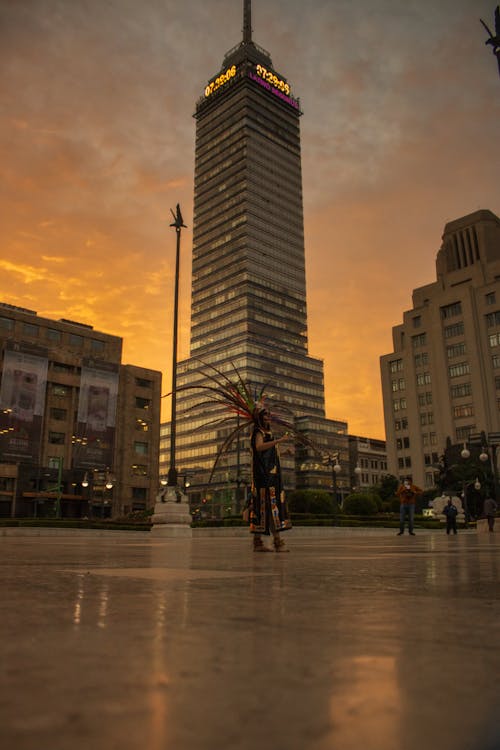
[1,0,499,440]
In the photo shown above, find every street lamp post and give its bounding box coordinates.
[469,431,500,502]
[461,477,481,526]
[354,462,362,490]
[327,454,342,504]
[479,441,499,502]
[167,204,187,491]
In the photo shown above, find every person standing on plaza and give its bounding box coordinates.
[396,477,423,536]
[443,497,459,535]
[250,407,292,552]
[483,495,498,532]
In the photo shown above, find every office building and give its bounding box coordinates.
[0,303,161,518]
[173,0,327,503]
[380,209,500,488]
[348,435,388,491]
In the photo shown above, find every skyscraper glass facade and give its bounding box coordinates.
[175,2,325,499]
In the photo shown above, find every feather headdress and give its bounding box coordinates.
[165,359,323,481]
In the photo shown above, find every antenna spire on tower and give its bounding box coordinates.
[243,0,252,44]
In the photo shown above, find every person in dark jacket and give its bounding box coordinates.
[443,497,458,535]
[396,478,422,536]
[483,496,498,532]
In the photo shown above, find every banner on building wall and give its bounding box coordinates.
[73,359,119,469]
[0,341,49,462]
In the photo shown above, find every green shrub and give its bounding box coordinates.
[288,489,339,515]
[342,492,379,516]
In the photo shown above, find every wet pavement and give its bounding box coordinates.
[1,528,500,750]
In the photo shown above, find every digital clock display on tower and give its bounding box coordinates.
[254,64,290,95]
[205,65,237,98]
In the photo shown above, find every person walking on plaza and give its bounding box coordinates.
[483,495,498,532]
[396,477,422,536]
[443,497,458,535]
[250,407,292,552]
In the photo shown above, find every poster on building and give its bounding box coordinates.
[0,341,48,462]
[74,359,119,469]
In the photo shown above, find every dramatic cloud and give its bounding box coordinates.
[0,0,498,439]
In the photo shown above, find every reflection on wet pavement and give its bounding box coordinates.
[1,530,499,750]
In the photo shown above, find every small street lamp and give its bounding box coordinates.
[354,462,362,489]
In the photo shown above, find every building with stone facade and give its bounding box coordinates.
[0,303,161,518]
[348,435,388,492]
[380,209,500,489]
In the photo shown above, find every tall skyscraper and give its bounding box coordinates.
[380,209,500,489]
[174,0,326,501]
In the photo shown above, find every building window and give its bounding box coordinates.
[414,352,429,368]
[420,412,434,426]
[416,372,431,386]
[90,339,105,352]
[47,328,62,342]
[398,458,405,469]
[489,333,500,348]
[389,359,403,373]
[447,342,466,358]
[405,457,412,467]
[132,487,147,500]
[23,322,39,338]
[48,431,65,445]
[493,354,500,369]
[418,392,433,406]
[486,292,496,306]
[413,316,422,328]
[131,464,148,476]
[48,457,62,469]
[393,398,407,411]
[68,333,84,348]
[486,311,500,327]
[453,404,474,418]
[0,317,14,331]
[451,382,472,398]
[50,408,67,420]
[135,397,151,409]
[430,432,437,445]
[412,333,427,348]
[394,417,408,431]
[495,376,500,390]
[134,441,149,455]
[456,426,474,440]
[441,302,462,319]
[449,362,470,378]
[444,322,465,338]
[391,378,405,392]
[135,377,152,388]
[52,385,68,396]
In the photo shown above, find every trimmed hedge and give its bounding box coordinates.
[0,518,151,531]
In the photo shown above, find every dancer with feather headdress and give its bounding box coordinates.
[171,360,323,552]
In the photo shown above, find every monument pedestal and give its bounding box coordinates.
[151,487,192,537]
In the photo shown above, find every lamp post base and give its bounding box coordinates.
[151,487,192,535]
